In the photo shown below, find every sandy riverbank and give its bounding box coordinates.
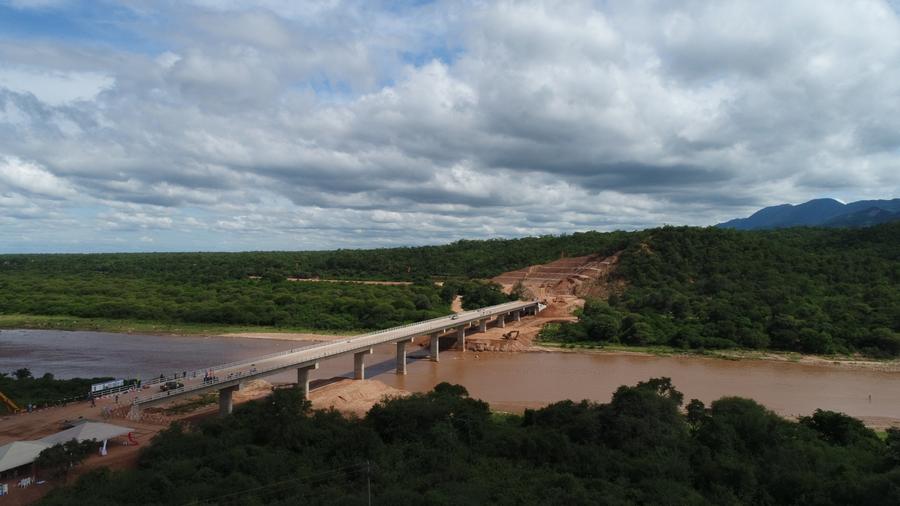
[532,343,900,373]
[222,331,352,342]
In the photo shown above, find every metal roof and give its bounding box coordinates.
[38,421,134,446]
[0,441,50,473]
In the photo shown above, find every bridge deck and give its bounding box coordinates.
[133,300,541,408]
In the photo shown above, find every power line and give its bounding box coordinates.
[181,461,369,505]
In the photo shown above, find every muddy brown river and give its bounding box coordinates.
[3,329,898,424]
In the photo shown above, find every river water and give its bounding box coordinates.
[3,329,899,422]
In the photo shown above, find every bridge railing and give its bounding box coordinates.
[136,331,405,404]
[137,341,329,389]
[135,300,539,404]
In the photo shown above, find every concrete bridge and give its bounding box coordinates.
[129,300,544,418]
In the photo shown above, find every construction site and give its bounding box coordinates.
[456,253,622,352]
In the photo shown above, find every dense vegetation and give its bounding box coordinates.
[0,231,629,282]
[541,223,900,357]
[0,369,110,413]
[1,223,898,354]
[39,380,900,505]
[36,440,101,480]
[0,276,450,331]
[439,280,514,310]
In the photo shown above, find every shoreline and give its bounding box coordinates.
[0,314,359,339]
[222,331,353,342]
[532,342,900,373]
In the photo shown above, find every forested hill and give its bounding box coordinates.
[548,222,900,357]
[0,231,632,282]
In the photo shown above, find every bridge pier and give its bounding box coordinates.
[219,384,239,417]
[396,339,412,374]
[497,315,506,328]
[354,348,373,380]
[296,363,319,399]
[430,332,440,362]
[478,319,487,332]
[457,326,466,351]
[513,310,521,322]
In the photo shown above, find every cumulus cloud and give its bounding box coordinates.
[0,156,76,198]
[0,0,899,252]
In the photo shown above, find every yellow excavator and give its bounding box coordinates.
[502,330,520,340]
[0,390,21,413]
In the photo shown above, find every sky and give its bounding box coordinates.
[1,0,899,253]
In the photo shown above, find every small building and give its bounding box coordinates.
[0,441,49,477]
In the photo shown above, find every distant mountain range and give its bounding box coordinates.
[717,198,900,230]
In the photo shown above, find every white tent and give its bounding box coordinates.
[0,441,50,473]
[38,421,134,446]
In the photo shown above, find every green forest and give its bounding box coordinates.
[0,277,452,331]
[38,379,900,505]
[0,230,630,282]
[0,369,110,412]
[541,224,900,357]
[1,223,898,355]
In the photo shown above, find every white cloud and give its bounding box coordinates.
[0,0,899,252]
[0,66,113,105]
[0,156,76,198]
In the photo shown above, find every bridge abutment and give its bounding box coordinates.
[296,362,319,399]
[354,348,373,380]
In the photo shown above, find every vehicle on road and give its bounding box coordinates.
[160,381,184,392]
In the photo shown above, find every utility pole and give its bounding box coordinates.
[367,460,372,506]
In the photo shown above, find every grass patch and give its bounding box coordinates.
[536,340,677,355]
[0,314,359,336]
[162,393,218,415]
[489,411,522,425]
